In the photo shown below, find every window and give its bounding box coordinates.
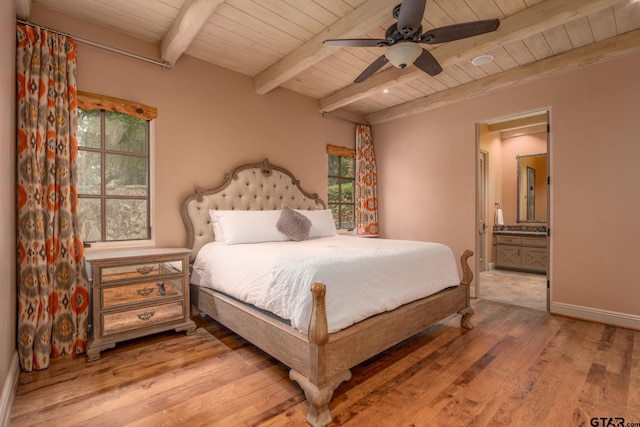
[327,145,355,230]
[76,92,156,244]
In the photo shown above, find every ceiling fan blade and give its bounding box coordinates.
[413,49,442,76]
[421,19,500,44]
[354,55,389,83]
[397,0,426,36]
[323,39,389,47]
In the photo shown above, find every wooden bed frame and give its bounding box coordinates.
[181,159,474,427]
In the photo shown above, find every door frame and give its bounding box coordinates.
[475,109,551,311]
[477,149,489,274]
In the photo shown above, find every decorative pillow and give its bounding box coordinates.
[277,205,312,241]
[295,209,338,238]
[209,209,287,245]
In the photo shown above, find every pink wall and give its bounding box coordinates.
[374,51,640,321]
[479,130,547,263]
[1,0,17,400]
[30,5,360,250]
[500,133,547,224]
[478,125,502,233]
[10,5,639,358]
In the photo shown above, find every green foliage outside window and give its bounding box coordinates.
[328,154,355,230]
[77,109,150,243]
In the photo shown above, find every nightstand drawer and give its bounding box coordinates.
[102,301,184,335]
[102,277,184,309]
[101,260,184,282]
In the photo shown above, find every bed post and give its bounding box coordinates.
[458,250,475,330]
[289,282,351,427]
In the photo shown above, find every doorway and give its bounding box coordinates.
[476,109,550,311]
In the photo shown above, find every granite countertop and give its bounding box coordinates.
[493,225,547,236]
[493,230,547,236]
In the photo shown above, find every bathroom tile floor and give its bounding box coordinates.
[478,269,547,312]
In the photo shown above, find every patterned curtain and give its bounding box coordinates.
[355,125,379,236]
[16,25,89,372]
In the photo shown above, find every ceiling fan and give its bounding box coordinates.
[323,0,500,83]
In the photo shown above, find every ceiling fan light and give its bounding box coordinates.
[471,54,494,66]
[385,43,422,68]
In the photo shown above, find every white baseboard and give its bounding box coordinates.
[0,351,19,427]
[551,302,640,330]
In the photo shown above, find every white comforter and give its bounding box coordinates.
[192,236,460,334]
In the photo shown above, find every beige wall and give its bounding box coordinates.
[30,5,359,250]
[1,0,17,411]
[374,51,640,323]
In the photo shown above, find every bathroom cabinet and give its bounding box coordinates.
[493,234,547,274]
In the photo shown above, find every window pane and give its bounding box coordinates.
[340,179,353,202]
[105,112,147,154]
[328,154,339,176]
[106,199,148,240]
[79,198,102,242]
[329,203,339,227]
[105,154,148,196]
[328,177,339,202]
[77,104,152,244]
[341,157,355,178]
[77,109,101,148]
[77,151,101,195]
[327,154,355,230]
[341,205,354,230]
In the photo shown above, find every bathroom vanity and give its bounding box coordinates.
[493,226,547,274]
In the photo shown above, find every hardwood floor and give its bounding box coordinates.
[9,299,640,426]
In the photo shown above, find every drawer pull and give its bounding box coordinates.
[137,310,156,321]
[136,266,155,275]
[157,282,166,296]
[136,287,155,296]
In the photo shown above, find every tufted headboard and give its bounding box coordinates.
[181,159,326,263]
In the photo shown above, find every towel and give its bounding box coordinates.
[495,208,504,225]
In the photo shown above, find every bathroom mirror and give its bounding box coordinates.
[517,153,547,223]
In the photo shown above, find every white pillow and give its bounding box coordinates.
[211,215,224,241]
[209,210,287,245]
[296,209,338,238]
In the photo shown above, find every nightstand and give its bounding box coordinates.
[85,247,196,361]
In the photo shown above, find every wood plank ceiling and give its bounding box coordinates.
[16,0,640,124]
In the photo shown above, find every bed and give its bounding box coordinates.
[181,159,474,427]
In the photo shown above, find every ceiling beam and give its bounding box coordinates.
[319,0,622,113]
[161,0,223,66]
[366,28,640,125]
[15,0,31,20]
[254,0,393,95]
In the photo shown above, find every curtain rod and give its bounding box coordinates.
[322,112,367,126]
[16,19,172,70]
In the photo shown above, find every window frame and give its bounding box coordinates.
[77,91,157,249]
[327,144,356,231]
